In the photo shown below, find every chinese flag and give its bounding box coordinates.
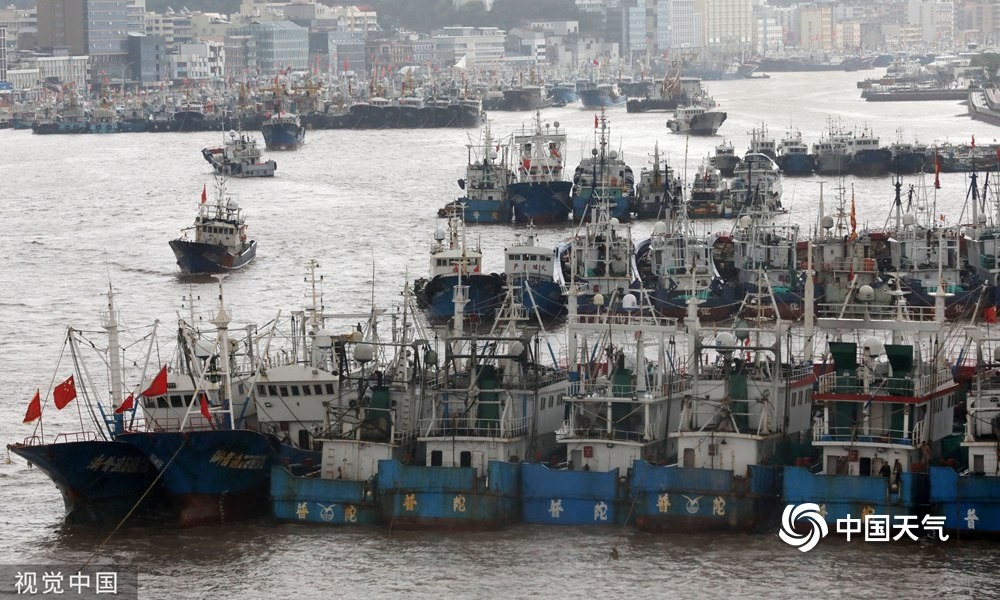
[53,375,77,409]
[986,305,998,324]
[972,135,976,149]
[114,393,134,415]
[201,184,207,204]
[141,365,168,397]
[199,393,212,421]
[594,114,598,129]
[23,390,41,424]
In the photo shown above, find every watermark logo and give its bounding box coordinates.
[779,503,828,553]
[779,504,952,551]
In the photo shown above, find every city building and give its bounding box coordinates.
[126,31,169,87]
[229,20,308,77]
[433,26,505,68]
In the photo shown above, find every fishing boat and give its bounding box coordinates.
[520,286,689,525]
[571,110,636,222]
[503,224,565,322]
[261,110,305,150]
[728,152,785,217]
[377,285,568,529]
[635,217,741,322]
[118,283,283,527]
[784,288,961,530]
[745,124,777,160]
[441,120,512,224]
[555,189,641,315]
[201,130,277,178]
[578,81,627,108]
[634,142,682,220]
[776,129,816,176]
[886,179,986,319]
[960,168,1000,300]
[930,328,1000,535]
[688,160,734,219]
[271,281,430,526]
[7,287,165,524]
[812,122,853,176]
[847,126,892,177]
[169,180,257,275]
[632,316,816,533]
[666,104,727,136]
[727,212,807,322]
[711,140,741,177]
[413,207,505,325]
[508,111,573,225]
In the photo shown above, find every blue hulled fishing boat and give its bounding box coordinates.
[571,111,635,222]
[376,296,567,529]
[632,315,815,533]
[441,120,512,224]
[169,180,256,275]
[503,225,565,322]
[783,292,960,530]
[508,110,572,225]
[930,329,1000,536]
[521,287,687,525]
[7,287,165,524]
[118,284,282,527]
[271,283,428,526]
[414,207,505,325]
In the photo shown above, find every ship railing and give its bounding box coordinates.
[419,415,530,439]
[52,431,100,444]
[136,417,218,432]
[814,424,919,446]
[567,310,678,329]
[560,423,646,443]
[570,376,692,399]
[816,367,953,397]
[825,257,879,273]
[814,303,941,322]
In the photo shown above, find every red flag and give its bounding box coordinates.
[141,365,168,397]
[972,135,976,149]
[934,148,941,189]
[201,184,207,204]
[594,114,599,129]
[23,390,41,423]
[343,57,349,71]
[199,393,212,421]
[985,305,998,324]
[53,375,77,410]
[114,393,134,415]
[849,191,857,241]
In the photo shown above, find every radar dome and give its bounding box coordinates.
[593,293,605,307]
[857,285,875,302]
[902,213,915,226]
[622,293,637,309]
[821,215,834,229]
[609,150,619,160]
[653,221,668,234]
[716,332,737,348]
[739,215,752,228]
[353,342,374,363]
[862,337,885,357]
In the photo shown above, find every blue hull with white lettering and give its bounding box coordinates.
[7,440,164,524]
[930,466,1000,535]
[631,461,781,533]
[520,463,629,525]
[375,459,519,530]
[118,430,279,527]
[783,465,929,527]
[270,466,379,526]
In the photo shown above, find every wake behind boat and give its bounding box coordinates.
[169,180,256,275]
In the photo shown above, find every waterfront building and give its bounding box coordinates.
[230,20,308,78]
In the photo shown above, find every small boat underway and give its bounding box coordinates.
[169,180,257,274]
[202,130,277,178]
[261,111,305,150]
[666,104,727,136]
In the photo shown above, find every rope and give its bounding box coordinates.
[79,436,189,570]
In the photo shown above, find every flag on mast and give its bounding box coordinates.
[53,375,77,409]
[23,390,41,423]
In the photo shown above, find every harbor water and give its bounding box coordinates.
[3,70,1000,598]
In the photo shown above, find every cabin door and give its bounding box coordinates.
[683,448,695,468]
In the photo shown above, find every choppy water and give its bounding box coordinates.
[2,70,1000,598]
